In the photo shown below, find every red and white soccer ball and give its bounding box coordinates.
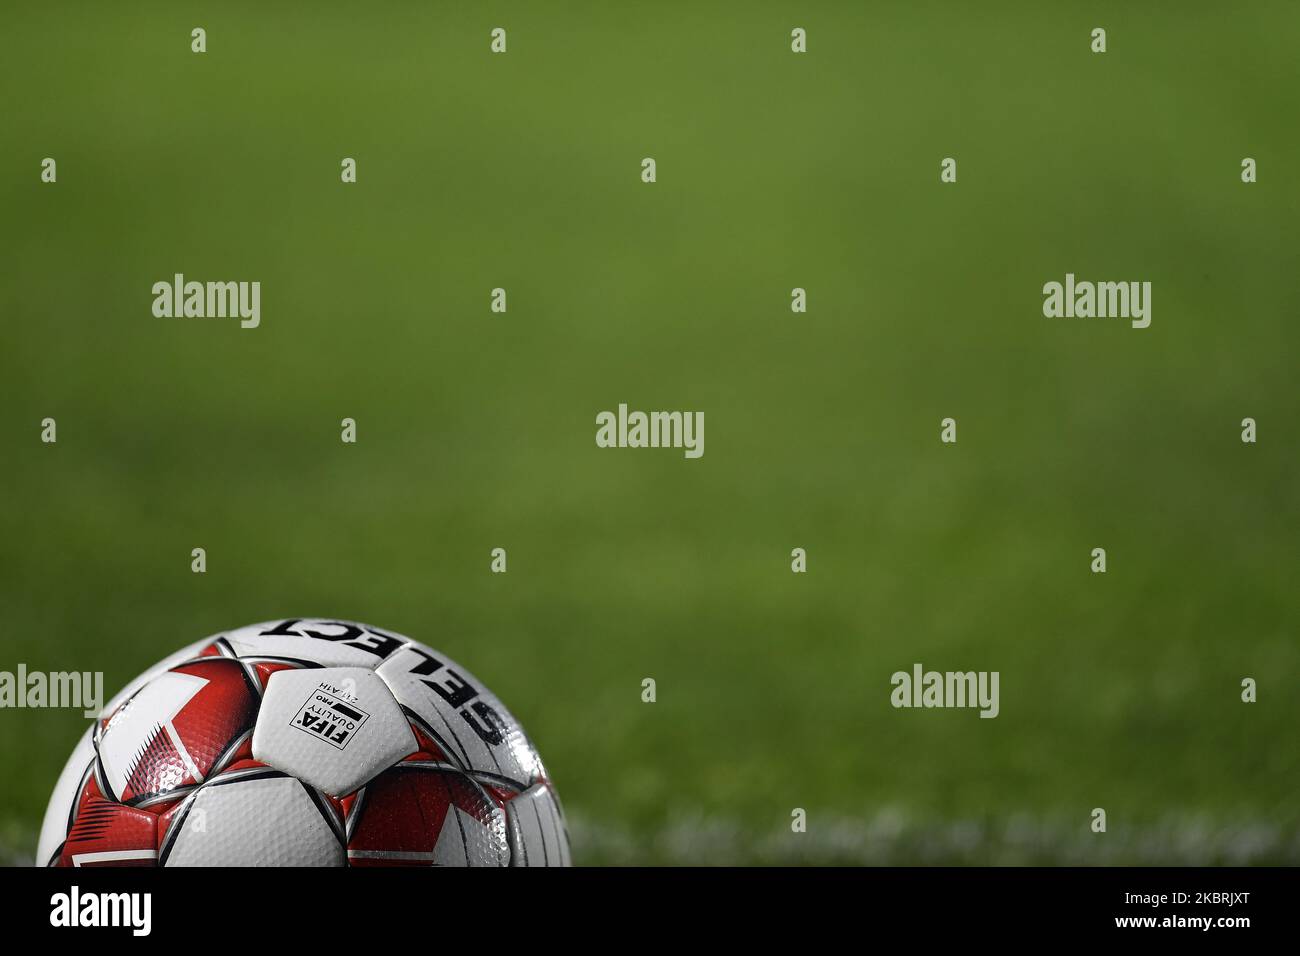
[37,619,570,867]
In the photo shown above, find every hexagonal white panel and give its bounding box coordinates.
[161,771,343,866]
[375,642,545,786]
[252,667,416,796]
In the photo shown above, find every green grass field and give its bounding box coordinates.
[1,1,1297,864]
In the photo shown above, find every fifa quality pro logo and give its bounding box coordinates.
[291,681,370,750]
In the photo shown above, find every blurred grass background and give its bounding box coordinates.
[1,1,1297,863]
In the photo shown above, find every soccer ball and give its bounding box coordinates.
[37,619,570,867]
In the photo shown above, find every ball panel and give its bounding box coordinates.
[36,727,95,866]
[346,764,509,866]
[251,667,416,797]
[98,659,259,804]
[505,782,571,867]
[102,635,227,713]
[225,618,408,669]
[375,643,546,788]
[53,769,158,868]
[159,770,344,867]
